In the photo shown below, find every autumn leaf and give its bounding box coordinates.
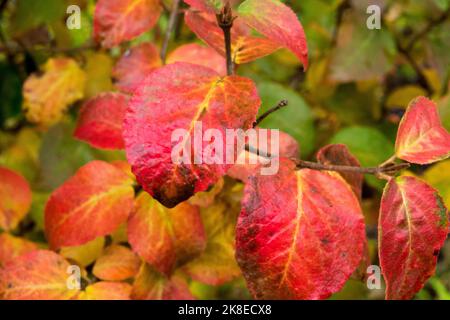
[395,96,450,164]
[237,0,308,69]
[184,10,280,65]
[0,233,38,267]
[23,58,86,127]
[128,192,206,275]
[236,158,365,299]
[379,176,449,300]
[123,62,260,208]
[60,237,105,267]
[94,0,162,48]
[93,245,141,281]
[74,92,128,150]
[184,0,242,13]
[113,42,162,94]
[0,166,32,231]
[131,263,194,300]
[167,43,227,76]
[81,282,132,300]
[0,250,79,300]
[45,161,135,249]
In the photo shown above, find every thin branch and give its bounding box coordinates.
[253,100,288,127]
[160,0,181,64]
[216,1,235,76]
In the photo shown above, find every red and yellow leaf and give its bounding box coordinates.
[395,97,450,164]
[185,10,280,65]
[74,92,128,150]
[0,167,32,231]
[23,58,86,127]
[128,193,206,275]
[93,245,141,281]
[45,161,135,249]
[81,282,132,300]
[0,250,79,300]
[0,233,38,267]
[167,43,227,76]
[379,176,449,300]
[236,159,365,299]
[94,0,162,48]
[131,263,194,300]
[113,42,162,94]
[237,0,308,69]
[123,62,260,208]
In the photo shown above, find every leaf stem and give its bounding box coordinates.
[160,0,181,64]
[216,1,235,76]
[253,100,289,127]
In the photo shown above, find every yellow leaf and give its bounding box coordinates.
[423,160,450,208]
[23,58,86,127]
[386,85,427,110]
[60,237,105,267]
[84,52,113,98]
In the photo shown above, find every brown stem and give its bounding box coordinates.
[216,1,235,75]
[160,0,181,64]
[253,100,288,127]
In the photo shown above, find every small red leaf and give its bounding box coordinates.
[113,42,162,94]
[236,158,365,299]
[94,0,162,48]
[237,0,308,69]
[45,161,135,249]
[0,233,38,267]
[167,43,227,76]
[395,97,450,164]
[379,176,449,300]
[93,245,141,281]
[128,193,206,275]
[74,93,128,150]
[316,144,363,200]
[0,167,32,231]
[123,62,260,207]
[0,250,79,300]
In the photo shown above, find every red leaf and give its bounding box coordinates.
[74,93,128,150]
[45,161,135,249]
[184,10,280,65]
[0,233,38,267]
[167,43,227,76]
[395,97,450,164]
[236,158,365,299]
[379,176,449,300]
[128,192,206,275]
[94,0,162,48]
[82,282,132,300]
[131,264,194,300]
[0,250,79,300]
[0,167,32,231]
[93,245,141,281]
[316,144,363,200]
[113,42,162,94]
[237,0,308,69]
[123,62,260,207]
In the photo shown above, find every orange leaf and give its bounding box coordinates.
[45,161,135,249]
[0,250,79,300]
[82,282,132,300]
[379,176,449,300]
[395,96,450,164]
[0,167,32,231]
[93,245,141,281]
[0,233,37,267]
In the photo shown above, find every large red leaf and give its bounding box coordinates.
[0,250,79,300]
[237,0,308,69]
[94,0,162,48]
[379,176,449,300]
[128,192,206,275]
[74,93,128,150]
[0,167,32,231]
[123,62,260,208]
[184,10,280,65]
[395,97,450,164]
[236,158,365,299]
[45,161,135,249]
[167,43,227,76]
[0,233,37,267]
[113,42,162,94]
[93,245,141,281]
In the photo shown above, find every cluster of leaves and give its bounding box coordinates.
[0,0,450,300]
